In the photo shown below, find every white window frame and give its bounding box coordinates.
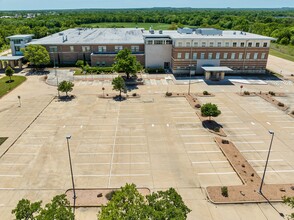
[216,52,220,59]
[82,46,90,52]
[98,46,106,52]
[223,53,228,59]
[200,52,205,59]
[177,53,182,59]
[246,53,251,59]
[208,53,213,59]
[261,53,266,59]
[131,46,139,52]
[253,53,258,60]
[192,53,197,60]
[49,46,58,52]
[239,53,243,60]
[231,53,235,59]
[115,46,123,52]
[185,53,190,60]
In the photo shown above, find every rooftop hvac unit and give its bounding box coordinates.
[159,30,163,34]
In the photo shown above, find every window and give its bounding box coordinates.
[178,42,183,47]
[208,53,213,59]
[201,42,206,47]
[254,53,258,60]
[263,42,268,47]
[233,42,237,47]
[13,39,22,44]
[147,40,153,45]
[15,46,21,52]
[239,53,243,60]
[154,40,163,45]
[200,53,205,59]
[192,53,197,60]
[49,46,58,52]
[231,53,235,59]
[166,40,172,44]
[240,42,245,47]
[193,42,198,47]
[186,42,190,47]
[223,53,228,59]
[256,42,260,47]
[185,53,190,59]
[115,46,123,52]
[216,52,220,59]
[261,53,266,59]
[131,46,139,52]
[217,42,222,47]
[248,42,252,47]
[246,53,251,59]
[209,42,214,47]
[70,46,74,52]
[225,42,230,47]
[177,53,182,59]
[82,46,90,52]
[98,46,106,52]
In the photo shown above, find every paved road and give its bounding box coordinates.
[267,55,294,77]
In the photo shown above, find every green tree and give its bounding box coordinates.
[283,196,294,219]
[112,76,126,98]
[113,49,142,79]
[201,103,221,120]
[5,65,14,82]
[58,81,74,96]
[11,199,42,220]
[98,183,191,220]
[38,194,74,220]
[22,45,50,69]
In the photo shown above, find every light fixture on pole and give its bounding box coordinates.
[259,130,274,194]
[66,135,76,216]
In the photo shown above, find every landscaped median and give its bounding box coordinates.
[0,75,26,98]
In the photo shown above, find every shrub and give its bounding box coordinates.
[291,110,294,115]
[221,186,228,197]
[132,93,137,97]
[278,102,285,107]
[222,139,229,144]
[166,92,172,97]
[195,104,201,108]
[145,67,165,73]
[269,91,276,96]
[75,60,85,68]
[203,91,210,95]
[243,91,250,95]
[214,127,220,132]
[85,66,113,74]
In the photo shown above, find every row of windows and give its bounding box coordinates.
[177,41,268,48]
[177,52,267,60]
[48,45,140,53]
[146,40,173,45]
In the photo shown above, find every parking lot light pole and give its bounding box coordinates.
[66,135,76,216]
[259,130,274,194]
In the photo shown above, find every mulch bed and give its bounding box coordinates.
[206,137,294,204]
[196,112,227,137]
[195,93,215,97]
[165,92,186,98]
[98,94,141,99]
[65,188,150,207]
[257,93,289,111]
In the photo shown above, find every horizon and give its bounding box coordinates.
[0,0,293,11]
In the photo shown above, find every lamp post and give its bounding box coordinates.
[66,135,76,216]
[17,95,21,107]
[259,130,274,194]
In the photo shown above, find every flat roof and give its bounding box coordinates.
[143,30,275,41]
[7,34,34,39]
[202,66,233,72]
[29,28,145,45]
[0,56,24,61]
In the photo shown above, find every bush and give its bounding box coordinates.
[291,110,294,115]
[243,91,250,95]
[214,127,220,132]
[166,92,172,97]
[145,67,165,73]
[221,186,228,197]
[222,139,229,144]
[85,66,113,74]
[203,91,210,95]
[132,93,137,97]
[278,102,285,107]
[269,91,276,96]
[75,60,85,68]
[195,104,201,108]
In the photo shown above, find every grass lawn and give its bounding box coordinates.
[270,43,294,62]
[0,137,8,146]
[81,22,171,30]
[0,75,26,98]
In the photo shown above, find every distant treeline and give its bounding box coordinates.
[0,8,293,50]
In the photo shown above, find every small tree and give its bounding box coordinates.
[75,60,84,68]
[283,196,294,219]
[98,183,191,220]
[22,45,50,70]
[5,65,14,82]
[112,76,126,99]
[201,103,221,120]
[112,48,142,79]
[12,199,42,220]
[58,81,74,96]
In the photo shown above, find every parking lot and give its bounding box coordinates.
[0,75,294,219]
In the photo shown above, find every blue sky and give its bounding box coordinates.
[0,0,293,10]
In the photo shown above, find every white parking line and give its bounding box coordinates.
[267,122,271,125]
[226,128,249,130]
[77,152,148,155]
[198,172,235,175]
[173,117,197,119]
[181,134,211,137]
[240,149,273,153]
[248,159,283,162]
[0,175,23,177]
[6,153,37,155]
[256,170,294,174]
[234,141,264,144]
[188,150,220,154]
[0,163,28,166]
[184,142,215,145]
[176,122,201,125]
[178,128,202,130]
[75,174,150,177]
[228,134,256,137]
[268,115,283,118]
[76,162,149,165]
[115,143,147,146]
[282,127,294,129]
[192,161,228,164]
[274,121,293,123]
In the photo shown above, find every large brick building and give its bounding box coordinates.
[9,27,275,77]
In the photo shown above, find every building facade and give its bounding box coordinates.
[9,28,274,75]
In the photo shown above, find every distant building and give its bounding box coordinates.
[6,34,34,56]
[8,28,275,78]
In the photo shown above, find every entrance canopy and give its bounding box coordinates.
[0,56,24,69]
[202,66,233,72]
[202,66,233,81]
[0,56,24,61]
